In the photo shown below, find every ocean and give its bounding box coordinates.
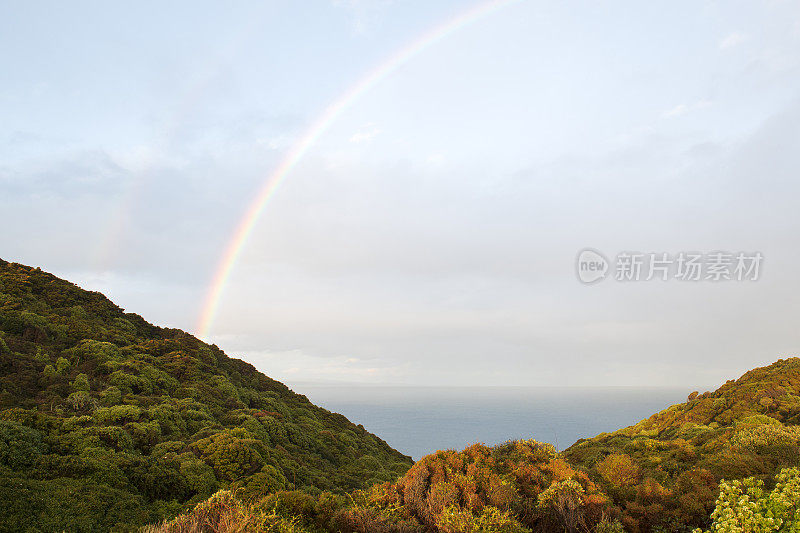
[295,385,690,460]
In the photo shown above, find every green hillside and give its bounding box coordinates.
[147,361,800,533]
[0,259,412,531]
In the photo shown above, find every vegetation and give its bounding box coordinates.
[0,259,411,531]
[2,258,800,531]
[145,440,610,533]
[151,357,800,533]
[564,358,800,531]
[693,468,800,532]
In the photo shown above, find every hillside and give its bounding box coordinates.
[148,360,800,533]
[0,259,412,531]
[563,357,800,531]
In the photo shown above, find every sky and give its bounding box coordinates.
[2,0,800,387]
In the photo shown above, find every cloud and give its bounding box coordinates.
[192,99,800,386]
[0,135,273,285]
[332,0,393,35]
[349,123,381,143]
[662,104,688,118]
[719,32,748,50]
[661,100,712,118]
[5,1,800,389]
[0,150,128,198]
[256,135,292,150]
[426,153,446,166]
[233,348,406,384]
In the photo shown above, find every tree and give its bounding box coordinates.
[596,454,641,487]
[72,373,90,392]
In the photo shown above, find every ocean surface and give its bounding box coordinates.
[295,386,689,460]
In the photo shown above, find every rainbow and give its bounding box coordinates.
[196,0,522,340]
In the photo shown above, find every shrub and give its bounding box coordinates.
[694,468,800,532]
[596,454,641,487]
[94,404,142,425]
[71,373,90,392]
[56,357,70,374]
[100,385,122,406]
[142,490,309,533]
[240,465,288,499]
[437,505,530,533]
[731,424,800,451]
[536,478,587,532]
[192,429,267,482]
[0,421,46,469]
[66,391,96,412]
[596,516,625,533]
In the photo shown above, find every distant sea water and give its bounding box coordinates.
[295,386,690,460]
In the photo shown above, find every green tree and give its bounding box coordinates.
[56,356,70,374]
[72,373,90,392]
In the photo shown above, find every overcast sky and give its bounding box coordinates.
[2,0,800,387]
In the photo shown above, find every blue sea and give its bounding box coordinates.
[295,386,689,460]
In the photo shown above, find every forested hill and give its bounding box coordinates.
[0,259,412,531]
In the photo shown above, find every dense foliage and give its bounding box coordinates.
[565,358,800,531]
[0,260,411,531]
[694,467,800,532]
[147,440,620,533]
[152,358,800,533]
